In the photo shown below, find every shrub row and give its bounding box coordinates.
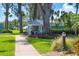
[50,29,75,35]
[2,30,12,33]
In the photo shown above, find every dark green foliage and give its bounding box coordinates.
[2,30,12,33]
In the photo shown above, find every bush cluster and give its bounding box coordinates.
[2,30,12,33]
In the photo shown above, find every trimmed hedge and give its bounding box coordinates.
[50,28,75,35]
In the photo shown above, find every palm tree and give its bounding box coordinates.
[72,22,79,35]
[2,3,12,32]
[50,9,54,21]
[11,3,23,33]
[75,3,79,14]
[68,3,79,14]
[61,11,73,29]
[68,3,79,35]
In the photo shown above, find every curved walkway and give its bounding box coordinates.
[15,35,40,56]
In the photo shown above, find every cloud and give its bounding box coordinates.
[62,3,75,13]
[53,4,76,19]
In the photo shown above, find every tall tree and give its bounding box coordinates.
[28,4,38,20]
[68,3,79,14]
[75,3,79,14]
[28,3,52,34]
[18,3,23,33]
[50,9,54,21]
[38,4,52,34]
[12,19,18,29]
[68,3,79,35]
[72,22,79,35]
[11,3,23,33]
[2,3,12,32]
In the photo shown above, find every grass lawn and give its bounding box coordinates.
[0,34,15,56]
[27,36,52,54]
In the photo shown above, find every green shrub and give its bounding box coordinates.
[11,30,20,35]
[2,30,12,33]
[50,28,75,34]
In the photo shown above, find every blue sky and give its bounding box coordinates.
[0,4,27,22]
[0,3,78,22]
[53,3,64,11]
[53,3,77,13]
[0,4,17,22]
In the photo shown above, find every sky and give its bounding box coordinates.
[53,3,76,13]
[0,3,78,22]
[0,4,17,22]
[52,3,77,18]
[0,4,27,22]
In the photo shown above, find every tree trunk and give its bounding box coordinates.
[39,4,52,34]
[43,12,50,34]
[33,4,37,20]
[63,36,66,51]
[5,3,9,31]
[76,4,78,14]
[18,3,23,33]
[29,3,52,34]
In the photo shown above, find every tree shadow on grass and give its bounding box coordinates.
[2,40,15,43]
[0,50,7,53]
[2,39,29,45]
[16,40,30,45]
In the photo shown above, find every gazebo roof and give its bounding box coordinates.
[27,19,43,26]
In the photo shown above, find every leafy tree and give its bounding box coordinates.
[12,19,18,29]
[2,3,12,32]
[11,3,24,33]
[18,3,23,33]
[38,4,52,34]
[28,3,52,34]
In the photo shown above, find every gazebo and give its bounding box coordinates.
[27,19,43,35]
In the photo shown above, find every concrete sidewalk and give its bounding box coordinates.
[15,35,40,56]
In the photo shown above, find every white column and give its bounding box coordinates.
[28,25,32,35]
[39,26,42,33]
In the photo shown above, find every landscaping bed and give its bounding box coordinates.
[27,35,79,55]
